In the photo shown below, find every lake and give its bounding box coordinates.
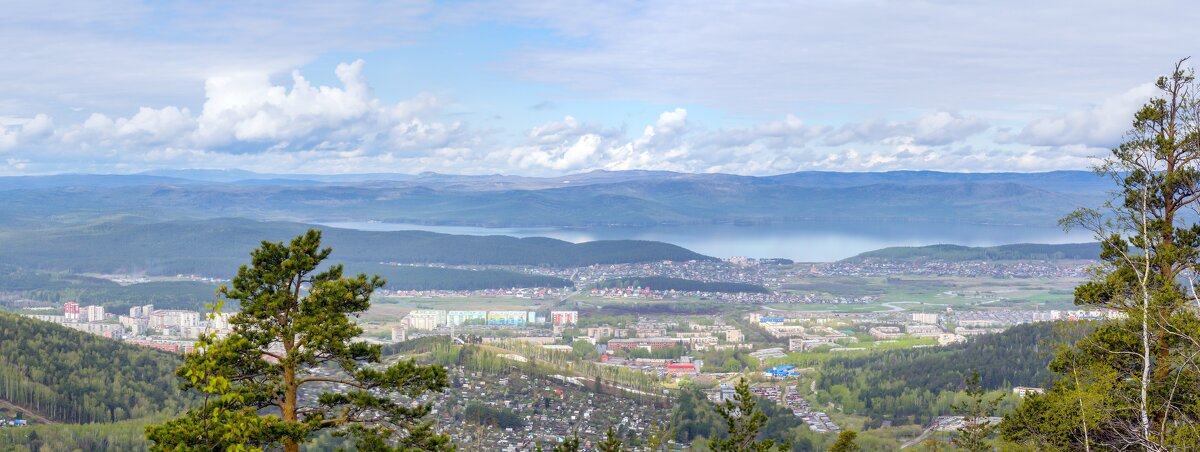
[319,221,1095,262]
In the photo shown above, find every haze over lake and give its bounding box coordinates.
[320,221,1095,262]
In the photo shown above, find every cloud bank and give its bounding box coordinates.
[0,60,1158,176]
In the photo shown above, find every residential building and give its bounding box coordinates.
[64,301,80,321]
[586,326,622,339]
[83,305,105,323]
[149,310,200,330]
[1013,387,1045,397]
[635,327,666,338]
[606,337,683,351]
[446,310,487,326]
[912,313,939,324]
[550,311,579,326]
[904,324,944,336]
[405,309,447,329]
[487,311,531,326]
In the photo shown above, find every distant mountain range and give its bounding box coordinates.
[0,170,1111,228]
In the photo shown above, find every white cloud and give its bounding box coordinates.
[0,114,55,153]
[824,111,988,146]
[49,60,468,162]
[196,60,381,145]
[0,59,1138,176]
[1010,83,1157,147]
[0,1,435,115]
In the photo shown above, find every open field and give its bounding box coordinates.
[365,273,1085,317]
[771,275,1084,312]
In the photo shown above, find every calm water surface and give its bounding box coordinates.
[319,221,1094,262]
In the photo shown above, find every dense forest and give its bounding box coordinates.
[0,264,568,308]
[816,321,1070,426]
[845,242,1100,262]
[671,387,832,451]
[592,276,768,294]
[0,265,218,311]
[0,312,190,424]
[0,416,160,451]
[0,218,713,277]
[363,264,571,290]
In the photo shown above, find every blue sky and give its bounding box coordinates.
[0,0,1196,175]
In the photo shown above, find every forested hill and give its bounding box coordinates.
[817,321,1071,426]
[843,242,1101,262]
[0,218,713,277]
[0,312,190,424]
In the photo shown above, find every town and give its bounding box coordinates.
[1,249,1111,451]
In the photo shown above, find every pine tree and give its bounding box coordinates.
[828,431,860,452]
[952,371,999,452]
[538,435,580,452]
[145,230,452,451]
[1001,58,1200,450]
[597,425,624,452]
[710,378,787,452]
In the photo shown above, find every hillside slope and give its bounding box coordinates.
[817,321,1069,426]
[843,242,1101,262]
[0,218,713,277]
[0,312,189,424]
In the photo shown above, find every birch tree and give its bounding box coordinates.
[1001,58,1200,450]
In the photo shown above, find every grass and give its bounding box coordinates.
[761,336,939,369]
[767,275,1084,313]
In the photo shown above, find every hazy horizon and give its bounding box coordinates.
[1,1,1197,176]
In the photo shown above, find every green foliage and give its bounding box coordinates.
[0,264,218,311]
[828,431,860,452]
[0,218,712,277]
[671,385,801,448]
[538,435,580,452]
[0,415,166,451]
[1002,59,1200,450]
[816,322,1057,426]
[597,425,624,452]
[0,311,189,423]
[709,378,788,452]
[593,276,769,294]
[462,402,524,429]
[645,421,675,452]
[144,230,453,452]
[952,371,1000,452]
[697,348,760,373]
[363,264,571,290]
[844,243,1100,262]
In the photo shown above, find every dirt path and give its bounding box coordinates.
[0,398,56,424]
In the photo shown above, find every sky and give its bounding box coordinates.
[0,0,1196,176]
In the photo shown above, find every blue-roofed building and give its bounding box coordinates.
[763,365,799,378]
